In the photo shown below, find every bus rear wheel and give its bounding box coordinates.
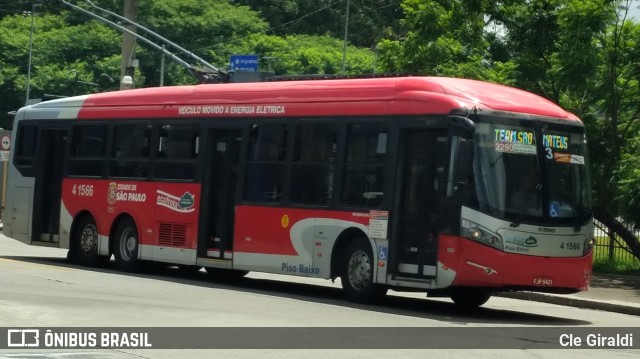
[340,239,387,304]
[450,288,492,309]
[114,217,140,272]
[71,215,110,267]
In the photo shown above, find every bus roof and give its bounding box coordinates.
[29,76,580,122]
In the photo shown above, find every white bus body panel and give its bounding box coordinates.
[3,109,33,244]
[2,98,86,245]
[461,206,593,257]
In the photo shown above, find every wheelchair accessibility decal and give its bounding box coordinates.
[378,246,387,261]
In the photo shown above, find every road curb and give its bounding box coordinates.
[498,292,640,316]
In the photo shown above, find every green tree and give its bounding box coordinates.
[0,0,63,21]
[0,12,121,128]
[376,0,512,80]
[130,0,269,86]
[601,15,640,225]
[218,33,375,75]
[234,0,404,48]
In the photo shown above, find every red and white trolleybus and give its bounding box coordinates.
[3,76,594,308]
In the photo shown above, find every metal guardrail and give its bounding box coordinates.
[593,218,640,263]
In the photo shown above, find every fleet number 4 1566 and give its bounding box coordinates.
[560,242,581,251]
[72,184,94,197]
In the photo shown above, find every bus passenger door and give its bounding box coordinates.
[393,130,449,277]
[32,128,67,243]
[200,130,242,260]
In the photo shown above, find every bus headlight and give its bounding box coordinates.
[461,219,504,250]
[583,236,595,256]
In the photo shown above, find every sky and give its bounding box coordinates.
[626,0,639,19]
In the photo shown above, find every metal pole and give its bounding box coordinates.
[2,160,7,215]
[160,45,165,86]
[609,228,615,261]
[75,71,79,95]
[25,3,35,104]
[120,0,138,89]
[341,0,351,74]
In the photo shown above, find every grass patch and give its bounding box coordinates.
[593,258,640,274]
[592,229,640,273]
[593,234,640,273]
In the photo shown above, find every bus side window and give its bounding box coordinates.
[109,124,151,178]
[14,124,38,177]
[291,123,337,205]
[341,124,388,207]
[154,124,198,181]
[244,124,287,203]
[68,124,107,177]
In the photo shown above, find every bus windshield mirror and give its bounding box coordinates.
[447,115,476,139]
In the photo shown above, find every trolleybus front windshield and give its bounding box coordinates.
[470,118,591,224]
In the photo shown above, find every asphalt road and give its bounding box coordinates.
[0,234,638,358]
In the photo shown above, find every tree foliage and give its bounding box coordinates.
[234,0,403,48]
[208,33,375,75]
[377,0,514,80]
[0,12,121,128]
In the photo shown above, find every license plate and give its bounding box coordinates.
[533,277,553,286]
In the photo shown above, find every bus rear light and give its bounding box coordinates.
[461,219,504,250]
[583,236,595,256]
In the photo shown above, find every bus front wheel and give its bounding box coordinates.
[71,215,110,267]
[450,288,492,309]
[114,217,140,272]
[340,239,387,304]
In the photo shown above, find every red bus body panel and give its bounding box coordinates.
[62,179,201,248]
[438,235,592,291]
[233,205,370,256]
[74,77,580,121]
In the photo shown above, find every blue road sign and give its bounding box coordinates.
[230,55,259,72]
